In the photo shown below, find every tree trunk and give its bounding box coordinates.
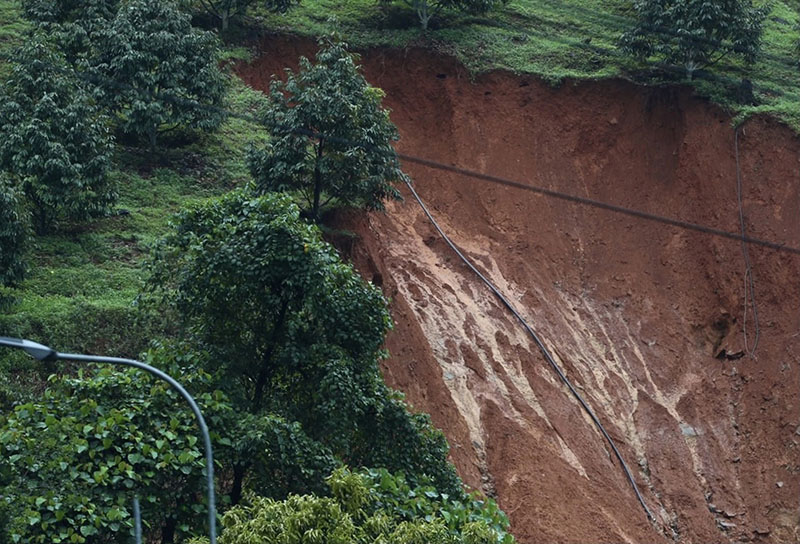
[311,139,324,221]
[221,9,229,31]
[230,463,247,505]
[147,125,157,153]
[251,299,290,412]
[162,516,177,543]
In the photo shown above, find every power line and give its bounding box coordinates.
[404,178,658,522]
[398,153,800,256]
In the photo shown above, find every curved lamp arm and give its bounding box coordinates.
[0,336,217,544]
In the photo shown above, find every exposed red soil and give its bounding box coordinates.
[237,36,800,543]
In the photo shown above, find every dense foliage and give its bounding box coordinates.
[92,0,227,149]
[0,349,232,543]
[619,0,770,77]
[0,40,115,233]
[143,189,461,497]
[20,0,118,63]
[0,175,27,287]
[248,40,404,221]
[194,468,513,544]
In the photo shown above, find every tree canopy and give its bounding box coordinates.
[92,0,226,149]
[143,189,461,498]
[619,0,770,77]
[248,40,404,222]
[0,40,115,233]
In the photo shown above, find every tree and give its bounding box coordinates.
[194,468,515,544]
[142,189,461,497]
[198,0,297,31]
[387,0,505,31]
[619,0,770,78]
[0,175,27,287]
[0,352,234,544]
[0,40,115,234]
[92,0,226,150]
[247,40,404,222]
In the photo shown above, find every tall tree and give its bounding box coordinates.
[143,190,461,497]
[248,40,404,222]
[619,0,770,78]
[0,40,115,233]
[93,0,226,150]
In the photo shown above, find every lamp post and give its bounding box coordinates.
[0,336,217,544]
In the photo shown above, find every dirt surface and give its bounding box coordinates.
[237,36,800,543]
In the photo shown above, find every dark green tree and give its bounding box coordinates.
[198,0,297,31]
[0,41,115,234]
[247,40,404,222]
[389,0,506,31]
[93,0,226,150]
[619,0,770,78]
[0,174,27,287]
[143,189,461,498]
[20,0,119,64]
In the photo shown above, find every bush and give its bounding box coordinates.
[193,468,514,544]
[0,175,27,287]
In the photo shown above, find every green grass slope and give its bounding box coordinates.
[253,0,799,126]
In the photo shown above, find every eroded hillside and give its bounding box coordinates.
[238,36,800,543]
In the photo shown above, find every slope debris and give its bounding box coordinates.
[238,36,800,544]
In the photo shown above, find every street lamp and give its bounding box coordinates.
[0,336,217,544]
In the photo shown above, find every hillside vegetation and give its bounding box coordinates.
[0,0,798,541]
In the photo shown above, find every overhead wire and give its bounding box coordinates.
[1,50,799,257]
[404,178,657,521]
[734,127,761,357]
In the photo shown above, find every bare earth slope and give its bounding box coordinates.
[238,37,800,544]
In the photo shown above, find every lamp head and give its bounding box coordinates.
[0,337,57,361]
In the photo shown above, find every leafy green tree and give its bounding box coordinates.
[0,41,115,234]
[92,0,226,150]
[388,0,505,31]
[619,0,770,78]
[143,189,461,497]
[0,175,27,287]
[20,0,119,64]
[198,0,297,31]
[195,468,514,544]
[0,349,233,544]
[248,40,404,222]
[21,0,118,23]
